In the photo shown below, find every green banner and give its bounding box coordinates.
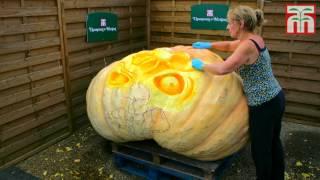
[86,12,118,43]
[191,4,229,30]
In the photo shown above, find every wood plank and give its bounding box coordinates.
[0,7,58,17]
[66,21,145,38]
[151,25,229,36]
[0,82,63,108]
[146,0,151,49]
[70,76,92,95]
[0,80,65,106]
[263,27,320,42]
[285,90,320,106]
[73,114,89,127]
[263,14,286,27]
[0,51,62,73]
[64,11,145,24]
[151,16,189,23]
[71,94,86,107]
[70,64,104,80]
[69,41,146,67]
[72,103,87,119]
[263,4,286,14]
[0,105,34,126]
[58,0,73,132]
[0,118,69,159]
[278,77,320,94]
[271,52,320,68]
[0,87,66,126]
[31,80,65,97]
[286,104,320,119]
[266,40,320,55]
[151,4,191,12]
[0,86,64,109]
[283,116,320,127]
[264,3,320,14]
[0,90,31,109]
[150,1,257,12]
[0,37,61,55]
[31,67,63,81]
[0,22,59,36]
[273,68,320,81]
[68,32,146,53]
[64,0,145,9]
[151,35,194,45]
[0,131,69,169]
[1,98,67,141]
[0,66,63,91]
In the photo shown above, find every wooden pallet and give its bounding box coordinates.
[111,140,236,180]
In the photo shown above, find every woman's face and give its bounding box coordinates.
[227,16,241,39]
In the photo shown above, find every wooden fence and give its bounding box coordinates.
[62,0,148,127]
[149,0,320,125]
[0,0,319,169]
[0,0,148,168]
[262,1,320,125]
[0,0,71,168]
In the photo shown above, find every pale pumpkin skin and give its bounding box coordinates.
[86,46,249,161]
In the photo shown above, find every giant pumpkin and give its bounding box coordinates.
[86,46,249,161]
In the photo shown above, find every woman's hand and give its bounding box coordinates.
[191,58,205,71]
[192,42,212,49]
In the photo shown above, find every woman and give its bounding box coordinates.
[191,5,285,180]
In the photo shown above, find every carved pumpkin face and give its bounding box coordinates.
[106,47,204,111]
[87,46,249,160]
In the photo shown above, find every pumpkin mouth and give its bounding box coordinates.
[154,73,184,95]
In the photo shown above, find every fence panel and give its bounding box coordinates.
[63,0,148,127]
[0,0,71,168]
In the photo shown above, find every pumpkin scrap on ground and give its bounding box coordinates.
[86,46,249,160]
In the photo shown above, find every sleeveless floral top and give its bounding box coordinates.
[238,39,281,106]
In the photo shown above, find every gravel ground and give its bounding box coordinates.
[17,121,320,180]
[220,122,320,180]
[18,126,142,180]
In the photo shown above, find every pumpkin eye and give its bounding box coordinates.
[132,51,154,65]
[154,73,184,95]
[108,71,130,87]
[169,52,192,71]
[154,48,172,61]
[132,52,161,73]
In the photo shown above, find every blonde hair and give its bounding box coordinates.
[228,5,264,32]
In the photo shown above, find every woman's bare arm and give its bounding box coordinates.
[211,40,240,52]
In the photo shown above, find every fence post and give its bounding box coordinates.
[57,0,73,132]
[146,0,151,49]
